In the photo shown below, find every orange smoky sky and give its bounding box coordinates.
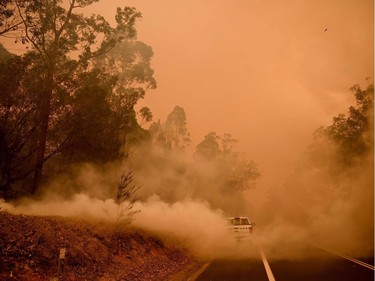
[2,0,373,187]
[113,0,373,186]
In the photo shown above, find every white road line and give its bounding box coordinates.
[187,262,211,281]
[259,247,276,281]
[314,245,375,271]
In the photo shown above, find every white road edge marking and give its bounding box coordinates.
[314,245,375,271]
[187,262,211,281]
[259,247,276,281]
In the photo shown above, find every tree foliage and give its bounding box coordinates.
[280,82,374,234]
[195,132,260,193]
[0,1,157,198]
[315,83,374,166]
[149,105,190,150]
[138,107,153,126]
[0,55,37,197]
[164,106,190,149]
[0,0,25,37]
[195,132,220,160]
[115,169,140,226]
[8,0,143,193]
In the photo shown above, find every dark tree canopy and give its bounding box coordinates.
[164,105,190,149]
[316,83,374,165]
[195,132,220,160]
[0,1,157,198]
[149,105,190,150]
[195,132,260,193]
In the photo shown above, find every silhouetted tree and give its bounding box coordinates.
[314,83,374,166]
[149,106,190,150]
[281,82,374,230]
[195,132,260,193]
[195,132,220,160]
[149,120,167,147]
[4,0,142,194]
[0,0,27,36]
[0,54,39,198]
[138,107,153,127]
[0,2,158,198]
[164,106,190,150]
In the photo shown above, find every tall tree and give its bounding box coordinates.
[148,106,190,150]
[59,72,120,163]
[195,132,220,160]
[94,39,157,148]
[164,105,190,150]
[148,120,167,147]
[0,54,37,197]
[195,132,260,193]
[3,0,142,194]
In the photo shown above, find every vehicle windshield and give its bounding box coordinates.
[240,218,250,225]
[229,217,250,225]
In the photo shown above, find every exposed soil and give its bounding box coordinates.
[0,211,193,281]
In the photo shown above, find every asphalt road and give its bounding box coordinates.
[195,244,374,281]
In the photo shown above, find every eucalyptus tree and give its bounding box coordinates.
[93,39,157,148]
[325,83,374,161]
[0,54,36,197]
[1,0,142,194]
[195,132,220,160]
[164,105,190,150]
[312,83,374,167]
[195,132,260,193]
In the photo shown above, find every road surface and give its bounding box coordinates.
[194,243,374,281]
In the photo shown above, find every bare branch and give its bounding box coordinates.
[0,20,23,36]
[55,0,75,42]
[14,1,45,62]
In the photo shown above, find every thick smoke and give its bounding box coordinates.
[0,148,259,259]
[128,144,255,215]
[1,121,373,260]
[131,196,245,259]
[246,136,374,259]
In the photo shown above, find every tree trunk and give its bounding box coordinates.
[30,70,54,195]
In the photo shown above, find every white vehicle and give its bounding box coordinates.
[228,216,255,238]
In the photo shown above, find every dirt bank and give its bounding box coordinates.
[0,211,193,280]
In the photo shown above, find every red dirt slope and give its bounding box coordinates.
[0,211,192,280]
